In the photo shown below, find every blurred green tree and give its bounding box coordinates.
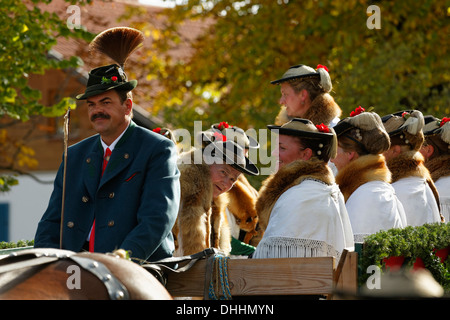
[0,0,92,191]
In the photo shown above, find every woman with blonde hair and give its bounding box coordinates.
[271,64,342,127]
[331,107,406,243]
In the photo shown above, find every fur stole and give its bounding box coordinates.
[226,175,259,243]
[387,150,441,217]
[275,93,342,126]
[256,158,334,234]
[174,149,231,256]
[425,154,450,182]
[335,154,391,202]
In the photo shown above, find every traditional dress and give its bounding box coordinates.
[387,151,442,226]
[335,154,406,243]
[253,159,354,260]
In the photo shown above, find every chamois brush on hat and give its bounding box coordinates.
[382,110,425,151]
[76,27,144,100]
[270,64,332,93]
[334,106,390,155]
[268,118,337,162]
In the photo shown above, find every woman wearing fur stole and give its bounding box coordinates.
[331,107,407,243]
[252,119,354,260]
[209,122,260,251]
[173,131,259,256]
[421,116,450,221]
[270,64,342,127]
[382,110,442,226]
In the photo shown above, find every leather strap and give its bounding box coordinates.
[143,248,219,274]
[142,248,219,287]
[70,255,129,300]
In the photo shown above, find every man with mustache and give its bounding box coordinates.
[34,28,180,262]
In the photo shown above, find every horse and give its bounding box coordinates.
[0,248,172,300]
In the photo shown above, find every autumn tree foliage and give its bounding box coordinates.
[129,0,449,132]
[0,0,92,191]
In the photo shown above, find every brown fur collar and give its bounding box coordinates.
[256,158,334,232]
[386,150,430,183]
[174,149,231,255]
[335,154,391,202]
[275,93,342,126]
[178,149,213,212]
[227,176,259,242]
[425,154,450,181]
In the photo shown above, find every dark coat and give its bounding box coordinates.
[34,121,180,261]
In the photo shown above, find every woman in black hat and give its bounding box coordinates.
[173,130,259,256]
[331,107,406,243]
[382,110,442,226]
[252,119,354,260]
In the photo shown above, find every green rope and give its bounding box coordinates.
[208,254,232,300]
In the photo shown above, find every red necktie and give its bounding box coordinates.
[89,147,112,252]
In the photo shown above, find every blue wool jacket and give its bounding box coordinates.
[34,121,180,261]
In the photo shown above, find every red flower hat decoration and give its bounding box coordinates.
[440,117,450,127]
[350,106,365,117]
[316,64,329,72]
[316,123,330,133]
[217,121,230,130]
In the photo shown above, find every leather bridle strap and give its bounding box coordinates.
[70,255,129,300]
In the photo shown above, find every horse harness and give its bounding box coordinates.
[0,248,129,300]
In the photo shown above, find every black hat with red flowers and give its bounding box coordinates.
[76,64,137,100]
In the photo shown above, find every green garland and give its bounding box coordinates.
[0,239,34,250]
[359,222,450,291]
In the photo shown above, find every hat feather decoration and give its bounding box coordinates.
[316,67,332,93]
[400,110,424,135]
[89,27,144,69]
